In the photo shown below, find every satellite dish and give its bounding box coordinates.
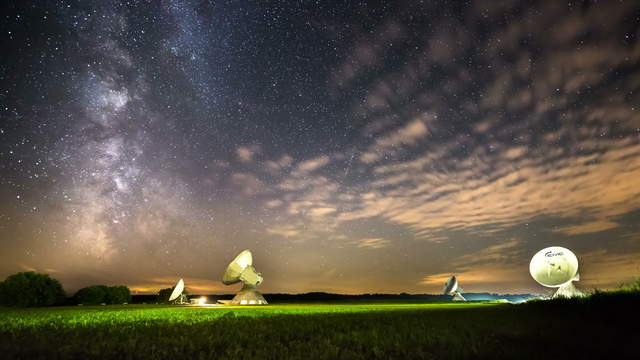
[221,250,267,305]
[168,278,185,302]
[443,275,466,301]
[529,246,584,298]
[223,250,261,285]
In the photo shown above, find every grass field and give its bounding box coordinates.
[0,296,637,359]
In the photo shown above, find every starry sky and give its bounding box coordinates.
[1,1,639,296]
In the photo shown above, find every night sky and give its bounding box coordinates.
[1,1,639,296]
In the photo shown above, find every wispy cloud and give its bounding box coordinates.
[309,207,337,217]
[553,220,620,236]
[230,172,268,196]
[129,276,225,294]
[266,224,301,238]
[355,237,390,249]
[236,145,261,163]
[360,115,432,164]
[265,154,293,175]
[331,20,406,90]
[579,250,640,288]
[295,155,330,174]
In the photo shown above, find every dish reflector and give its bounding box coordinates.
[529,246,579,287]
[223,250,258,285]
[443,275,466,301]
[220,250,267,305]
[443,275,458,294]
[168,278,184,301]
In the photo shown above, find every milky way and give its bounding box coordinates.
[1,1,640,295]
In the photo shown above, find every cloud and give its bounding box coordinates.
[223,2,640,258]
[265,154,293,175]
[266,224,301,238]
[230,172,268,196]
[419,266,525,290]
[376,117,429,148]
[578,250,640,289]
[355,237,390,249]
[295,155,330,173]
[360,115,431,163]
[309,207,337,218]
[332,2,640,237]
[236,145,261,163]
[503,146,528,160]
[452,238,524,266]
[340,139,640,238]
[332,20,406,89]
[129,276,225,294]
[220,4,640,297]
[418,239,531,293]
[264,199,283,208]
[553,220,619,236]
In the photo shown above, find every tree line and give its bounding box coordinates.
[0,272,132,307]
[0,271,189,307]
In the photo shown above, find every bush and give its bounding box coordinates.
[0,272,66,307]
[620,277,640,292]
[74,285,131,305]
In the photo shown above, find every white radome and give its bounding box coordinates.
[529,246,584,298]
[529,246,579,287]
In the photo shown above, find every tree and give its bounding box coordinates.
[157,287,173,303]
[74,285,108,305]
[74,285,132,305]
[105,285,131,304]
[0,272,66,307]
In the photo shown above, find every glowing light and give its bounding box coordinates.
[240,299,247,305]
[198,297,207,305]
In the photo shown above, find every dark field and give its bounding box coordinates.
[1,295,637,359]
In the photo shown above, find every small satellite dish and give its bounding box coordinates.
[443,275,466,301]
[220,250,267,305]
[529,246,584,298]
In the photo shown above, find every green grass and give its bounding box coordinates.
[0,299,636,359]
[0,303,483,329]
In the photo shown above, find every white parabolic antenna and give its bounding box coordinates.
[168,278,185,302]
[529,246,584,298]
[221,250,267,305]
[443,275,466,301]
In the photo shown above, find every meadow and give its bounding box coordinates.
[0,294,637,359]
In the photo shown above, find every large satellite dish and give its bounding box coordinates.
[443,275,466,301]
[168,279,184,302]
[168,278,188,304]
[221,250,267,305]
[529,246,584,298]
